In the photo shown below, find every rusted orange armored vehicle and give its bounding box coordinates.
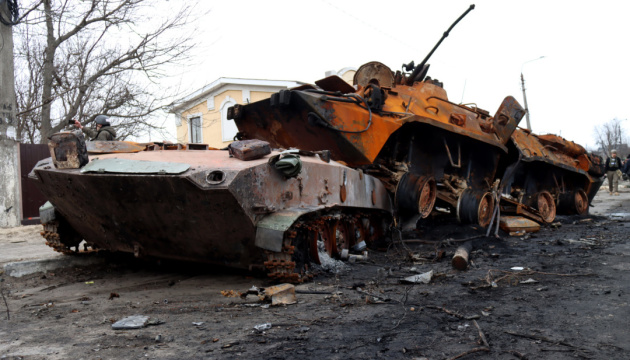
[229,5,530,228]
[497,129,605,223]
[30,5,603,284]
[31,136,393,282]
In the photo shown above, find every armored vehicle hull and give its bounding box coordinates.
[498,130,604,222]
[230,61,525,228]
[31,138,392,282]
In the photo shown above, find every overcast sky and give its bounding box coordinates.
[168,0,630,149]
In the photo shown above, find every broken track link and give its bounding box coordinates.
[263,211,390,284]
[40,221,95,255]
[40,222,77,255]
[264,230,313,284]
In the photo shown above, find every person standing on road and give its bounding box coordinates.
[73,115,116,141]
[622,154,630,179]
[605,149,622,195]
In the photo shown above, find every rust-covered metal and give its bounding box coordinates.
[29,4,606,286]
[30,135,392,282]
[228,53,604,226]
[499,216,541,235]
[229,62,525,227]
[228,5,522,228]
[499,129,604,220]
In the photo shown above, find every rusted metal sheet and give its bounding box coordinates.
[499,216,541,234]
[86,140,151,153]
[501,129,604,218]
[230,60,525,228]
[228,139,271,161]
[48,131,89,169]
[30,144,393,282]
[231,77,518,168]
[315,75,355,94]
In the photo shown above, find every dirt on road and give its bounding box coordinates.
[1,187,629,360]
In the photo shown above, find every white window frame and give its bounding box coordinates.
[187,112,203,143]
[220,96,238,142]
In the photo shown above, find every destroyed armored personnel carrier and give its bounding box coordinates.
[30,5,603,283]
[229,5,527,228]
[31,135,392,282]
[228,5,604,227]
[497,130,605,223]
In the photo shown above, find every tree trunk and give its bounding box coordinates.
[39,0,56,143]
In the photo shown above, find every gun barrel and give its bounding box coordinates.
[407,4,475,85]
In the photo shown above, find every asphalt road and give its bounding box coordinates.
[0,184,629,360]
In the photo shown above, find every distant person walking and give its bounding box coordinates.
[73,115,116,141]
[605,149,622,195]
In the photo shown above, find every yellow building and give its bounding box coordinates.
[325,67,356,85]
[170,68,356,149]
[170,78,302,148]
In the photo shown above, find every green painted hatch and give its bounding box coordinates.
[81,158,190,174]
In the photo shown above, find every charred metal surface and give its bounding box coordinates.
[48,131,89,169]
[499,216,541,234]
[31,4,605,283]
[500,129,604,219]
[228,139,271,161]
[395,173,436,218]
[456,189,494,227]
[492,96,526,143]
[353,61,395,88]
[86,141,150,154]
[231,60,525,226]
[31,146,392,281]
[315,75,356,94]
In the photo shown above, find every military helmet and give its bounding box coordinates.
[95,115,110,126]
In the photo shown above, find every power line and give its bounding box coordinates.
[318,0,414,50]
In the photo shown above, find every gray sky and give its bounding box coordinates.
[170,0,630,149]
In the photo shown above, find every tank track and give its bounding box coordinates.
[263,212,390,283]
[40,220,89,255]
[40,221,77,255]
[264,228,314,284]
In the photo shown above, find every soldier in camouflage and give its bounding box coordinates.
[605,149,622,195]
[73,115,116,141]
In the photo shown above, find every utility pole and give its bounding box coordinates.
[0,1,20,227]
[520,56,545,131]
[520,73,530,130]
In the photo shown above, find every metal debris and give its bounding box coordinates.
[264,284,297,305]
[401,270,434,284]
[253,323,272,332]
[111,315,150,330]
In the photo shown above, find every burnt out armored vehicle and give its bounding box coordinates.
[228,5,604,227]
[31,135,392,282]
[497,130,605,223]
[229,5,529,228]
[31,5,603,284]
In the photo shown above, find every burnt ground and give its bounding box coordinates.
[1,188,629,360]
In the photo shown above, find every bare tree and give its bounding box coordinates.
[594,118,628,156]
[14,0,197,143]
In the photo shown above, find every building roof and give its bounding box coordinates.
[169,77,304,114]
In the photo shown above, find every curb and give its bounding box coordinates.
[2,255,105,278]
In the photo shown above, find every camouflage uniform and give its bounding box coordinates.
[82,126,116,141]
[605,155,621,194]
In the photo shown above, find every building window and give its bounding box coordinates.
[220,96,238,142]
[190,116,202,143]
